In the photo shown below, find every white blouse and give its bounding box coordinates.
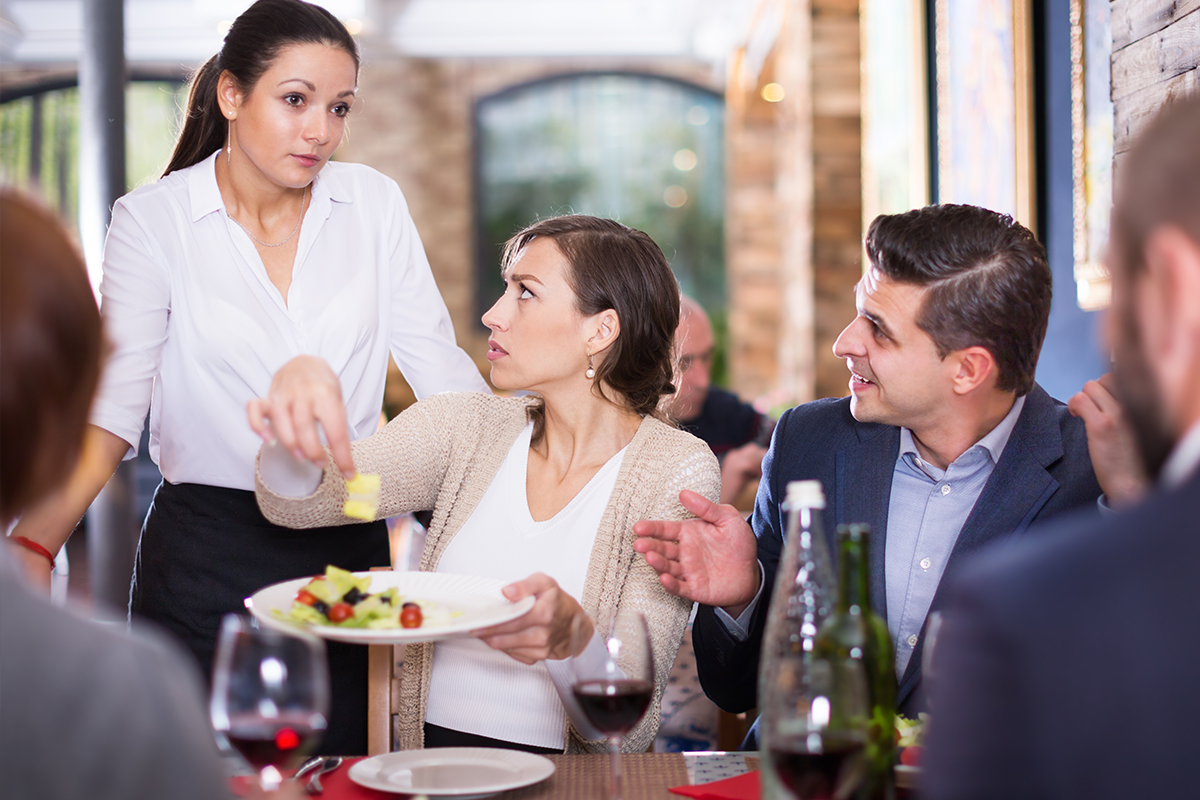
[425,423,626,749]
[90,152,488,491]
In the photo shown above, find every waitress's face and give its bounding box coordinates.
[482,238,597,394]
[224,42,357,189]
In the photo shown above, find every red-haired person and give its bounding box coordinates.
[0,190,229,800]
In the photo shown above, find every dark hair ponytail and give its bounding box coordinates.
[163,0,359,177]
[163,54,225,177]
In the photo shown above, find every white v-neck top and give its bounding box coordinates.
[425,422,628,749]
[90,151,487,491]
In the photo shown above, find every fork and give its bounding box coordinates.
[304,756,344,795]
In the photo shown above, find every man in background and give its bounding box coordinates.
[668,296,769,506]
[922,95,1200,800]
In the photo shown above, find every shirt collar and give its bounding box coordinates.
[899,394,1026,467]
[1162,420,1200,489]
[187,151,224,222]
[186,151,352,224]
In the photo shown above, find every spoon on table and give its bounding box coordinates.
[305,756,344,795]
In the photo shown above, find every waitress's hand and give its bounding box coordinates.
[246,355,357,479]
[473,573,594,664]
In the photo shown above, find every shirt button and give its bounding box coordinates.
[940,484,952,496]
[907,634,919,647]
[920,557,931,570]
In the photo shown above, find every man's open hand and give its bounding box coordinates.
[633,490,760,616]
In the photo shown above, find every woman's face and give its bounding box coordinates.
[223,42,357,189]
[482,238,602,394]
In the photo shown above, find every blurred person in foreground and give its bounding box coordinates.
[634,204,1129,743]
[666,296,769,507]
[0,190,231,800]
[922,96,1200,800]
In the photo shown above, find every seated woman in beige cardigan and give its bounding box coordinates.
[249,215,720,754]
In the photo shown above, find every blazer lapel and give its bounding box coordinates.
[896,385,1065,706]
[835,423,900,618]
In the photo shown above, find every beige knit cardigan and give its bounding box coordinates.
[255,391,720,753]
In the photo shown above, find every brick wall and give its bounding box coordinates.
[724,0,861,405]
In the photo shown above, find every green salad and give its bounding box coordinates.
[272,566,455,630]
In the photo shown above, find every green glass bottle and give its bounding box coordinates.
[814,524,896,800]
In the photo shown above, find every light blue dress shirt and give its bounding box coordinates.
[885,395,1026,678]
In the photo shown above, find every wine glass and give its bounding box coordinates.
[760,640,871,799]
[571,611,654,800]
[210,615,329,792]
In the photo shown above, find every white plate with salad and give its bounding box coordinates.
[247,567,536,644]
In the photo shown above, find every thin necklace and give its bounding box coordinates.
[230,186,308,248]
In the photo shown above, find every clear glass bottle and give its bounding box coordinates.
[761,481,868,799]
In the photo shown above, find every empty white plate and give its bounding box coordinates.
[348,747,556,797]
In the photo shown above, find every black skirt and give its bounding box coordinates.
[130,480,390,755]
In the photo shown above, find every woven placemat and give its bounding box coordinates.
[503,753,689,800]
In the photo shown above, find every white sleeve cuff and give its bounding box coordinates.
[712,560,767,642]
[258,440,324,498]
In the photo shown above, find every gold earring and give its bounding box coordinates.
[585,352,595,380]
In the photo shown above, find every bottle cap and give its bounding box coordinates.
[785,479,825,509]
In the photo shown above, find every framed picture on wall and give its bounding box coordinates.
[1071,0,1113,310]
[934,0,1035,232]
[861,0,930,233]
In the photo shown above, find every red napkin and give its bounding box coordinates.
[669,770,760,800]
[230,757,398,798]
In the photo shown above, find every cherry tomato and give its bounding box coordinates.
[900,746,923,766]
[400,603,422,628]
[295,590,317,606]
[328,602,354,623]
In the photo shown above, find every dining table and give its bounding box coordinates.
[232,751,761,800]
[230,751,925,799]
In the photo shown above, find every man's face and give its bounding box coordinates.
[833,269,955,430]
[1108,242,1175,478]
[670,310,715,422]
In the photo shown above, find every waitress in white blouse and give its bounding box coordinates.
[8,0,486,754]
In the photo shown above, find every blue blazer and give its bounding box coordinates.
[922,466,1200,799]
[692,384,1102,725]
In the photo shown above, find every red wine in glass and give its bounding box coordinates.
[224,713,321,771]
[211,615,328,793]
[767,732,866,800]
[572,679,653,736]
[570,612,654,800]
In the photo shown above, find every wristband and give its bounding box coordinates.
[9,536,56,570]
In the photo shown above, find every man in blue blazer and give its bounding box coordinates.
[635,204,1111,739]
[921,96,1200,800]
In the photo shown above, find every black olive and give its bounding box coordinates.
[343,587,365,605]
[380,595,392,605]
[313,600,330,616]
